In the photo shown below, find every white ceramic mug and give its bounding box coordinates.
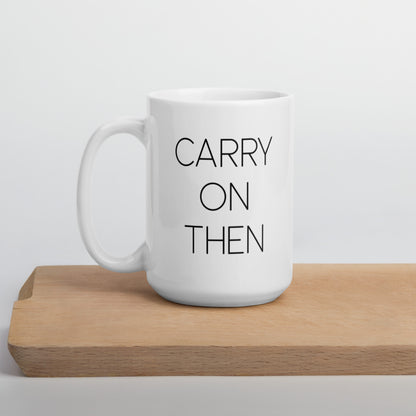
[77,88,293,307]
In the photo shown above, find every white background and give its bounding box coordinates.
[1,0,415,414]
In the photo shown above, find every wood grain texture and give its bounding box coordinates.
[8,264,416,376]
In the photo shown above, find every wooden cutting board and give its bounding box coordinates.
[8,264,416,377]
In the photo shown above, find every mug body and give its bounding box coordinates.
[145,88,293,307]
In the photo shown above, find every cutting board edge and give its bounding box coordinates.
[8,343,416,377]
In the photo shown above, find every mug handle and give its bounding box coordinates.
[77,118,148,272]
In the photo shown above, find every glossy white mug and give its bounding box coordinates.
[77,88,293,307]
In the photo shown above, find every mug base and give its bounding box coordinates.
[150,286,288,308]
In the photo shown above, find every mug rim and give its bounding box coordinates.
[147,88,292,105]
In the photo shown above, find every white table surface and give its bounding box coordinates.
[1,360,416,416]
